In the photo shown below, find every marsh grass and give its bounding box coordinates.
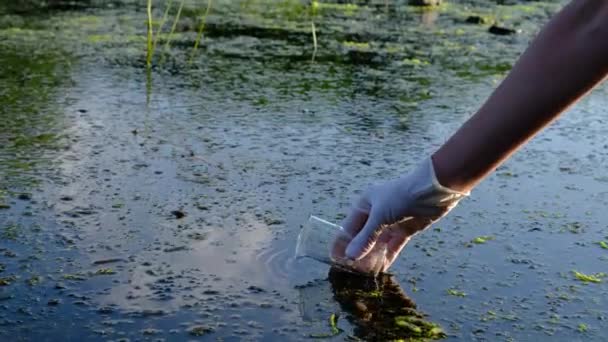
[146,0,317,66]
[160,0,185,64]
[152,0,174,53]
[190,0,213,62]
[311,21,317,62]
[146,0,153,66]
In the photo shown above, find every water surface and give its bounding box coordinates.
[1,0,607,340]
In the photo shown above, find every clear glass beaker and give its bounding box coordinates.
[295,215,387,276]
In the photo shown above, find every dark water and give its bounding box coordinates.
[1,0,608,340]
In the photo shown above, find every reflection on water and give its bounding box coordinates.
[0,44,70,196]
[298,267,445,340]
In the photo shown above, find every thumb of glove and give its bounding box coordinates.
[345,209,384,260]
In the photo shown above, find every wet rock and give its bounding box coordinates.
[171,210,186,219]
[489,25,516,35]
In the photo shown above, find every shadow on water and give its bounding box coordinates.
[0,44,69,200]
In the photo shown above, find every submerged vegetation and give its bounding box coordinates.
[328,268,446,340]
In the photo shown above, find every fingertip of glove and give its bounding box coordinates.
[345,243,363,261]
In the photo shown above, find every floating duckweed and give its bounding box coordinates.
[27,275,41,286]
[95,268,116,275]
[472,236,494,244]
[394,315,446,339]
[342,41,370,49]
[309,313,343,338]
[578,323,588,332]
[0,276,17,286]
[447,288,466,297]
[3,224,20,240]
[329,313,339,333]
[573,271,605,283]
[312,1,360,15]
[188,325,214,336]
[394,318,422,334]
[402,58,430,66]
[63,273,87,281]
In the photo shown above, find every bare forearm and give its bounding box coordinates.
[433,0,608,192]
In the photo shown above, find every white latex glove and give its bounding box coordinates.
[342,157,468,269]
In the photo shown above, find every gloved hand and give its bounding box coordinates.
[342,157,468,270]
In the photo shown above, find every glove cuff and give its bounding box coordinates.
[408,157,469,208]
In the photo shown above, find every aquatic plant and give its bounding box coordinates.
[161,0,185,62]
[152,0,174,54]
[146,0,153,66]
[191,0,213,61]
[573,271,605,284]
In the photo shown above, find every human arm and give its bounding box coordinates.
[343,0,608,264]
[433,0,608,192]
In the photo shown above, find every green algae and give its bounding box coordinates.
[95,268,117,275]
[472,236,494,244]
[342,41,370,50]
[63,273,87,281]
[447,288,466,297]
[2,224,20,240]
[188,325,214,336]
[573,271,605,284]
[309,313,343,338]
